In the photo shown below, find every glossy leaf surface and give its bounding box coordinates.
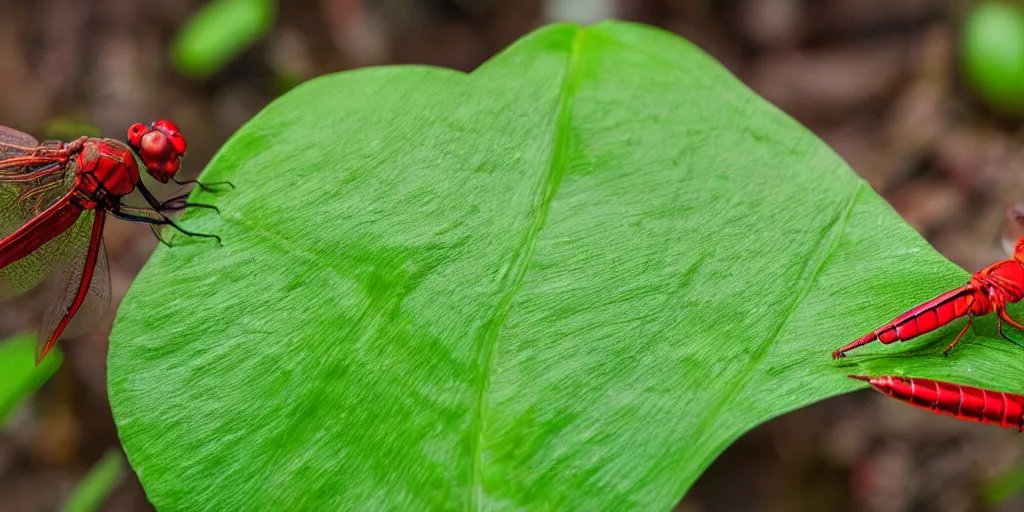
[109,21,995,510]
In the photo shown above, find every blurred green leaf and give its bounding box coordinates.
[62,449,126,512]
[37,118,102,141]
[0,334,61,426]
[274,70,304,95]
[172,0,275,78]
[986,464,1024,506]
[961,1,1024,112]
[986,467,1024,503]
[109,21,989,509]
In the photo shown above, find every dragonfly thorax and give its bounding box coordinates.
[71,139,140,209]
[978,260,1024,309]
[0,119,218,366]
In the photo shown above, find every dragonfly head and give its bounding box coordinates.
[127,120,187,183]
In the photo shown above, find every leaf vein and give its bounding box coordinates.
[691,180,864,445]
[465,26,587,511]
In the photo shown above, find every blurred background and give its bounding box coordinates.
[0,0,1023,510]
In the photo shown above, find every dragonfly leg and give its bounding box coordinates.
[943,316,974,356]
[1000,309,1024,331]
[156,188,216,209]
[159,217,222,246]
[111,205,222,246]
[159,201,220,214]
[997,310,1024,349]
[997,315,1024,348]
[121,183,223,245]
[161,191,192,204]
[156,188,220,212]
[172,177,235,192]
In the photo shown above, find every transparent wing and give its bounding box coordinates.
[61,238,110,338]
[0,215,81,300]
[0,130,108,359]
[0,125,38,153]
[0,126,76,228]
[37,211,110,360]
[0,150,79,300]
[0,126,41,227]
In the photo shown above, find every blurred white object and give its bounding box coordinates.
[544,0,616,24]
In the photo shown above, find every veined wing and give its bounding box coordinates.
[0,127,72,219]
[37,210,110,362]
[0,124,72,224]
[0,125,42,223]
[0,135,82,301]
[0,125,39,158]
[0,131,66,182]
[0,127,109,360]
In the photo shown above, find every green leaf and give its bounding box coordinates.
[985,467,1024,504]
[111,21,981,509]
[38,118,102,140]
[62,449,126,512]
[171,0,275,78]
[0,334,61,426]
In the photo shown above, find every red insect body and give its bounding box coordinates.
[0,120,219,364]
[832,244,1024,358]
[128,120,187,183]
[0,200,82,270]
[852,375,1024,431]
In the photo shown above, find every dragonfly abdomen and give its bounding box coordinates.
[875,286,981,343]
[853,375,1024,431]
[831,285,981,358]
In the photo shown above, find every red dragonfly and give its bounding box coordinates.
[0,120,224,364]
[851,375,1024,431]
[831,238,1024,358]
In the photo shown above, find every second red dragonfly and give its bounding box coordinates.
[852,375,1024,431]
[832,239,1024,359]
[0,120,226,364]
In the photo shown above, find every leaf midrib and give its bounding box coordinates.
[465,25,587,511]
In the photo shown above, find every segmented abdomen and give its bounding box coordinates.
[872,285,980,344]
[853,375,1024,431]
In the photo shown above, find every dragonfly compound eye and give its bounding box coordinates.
[151,120,187,154]
[139,129,183,183]
[127,123,148,147]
